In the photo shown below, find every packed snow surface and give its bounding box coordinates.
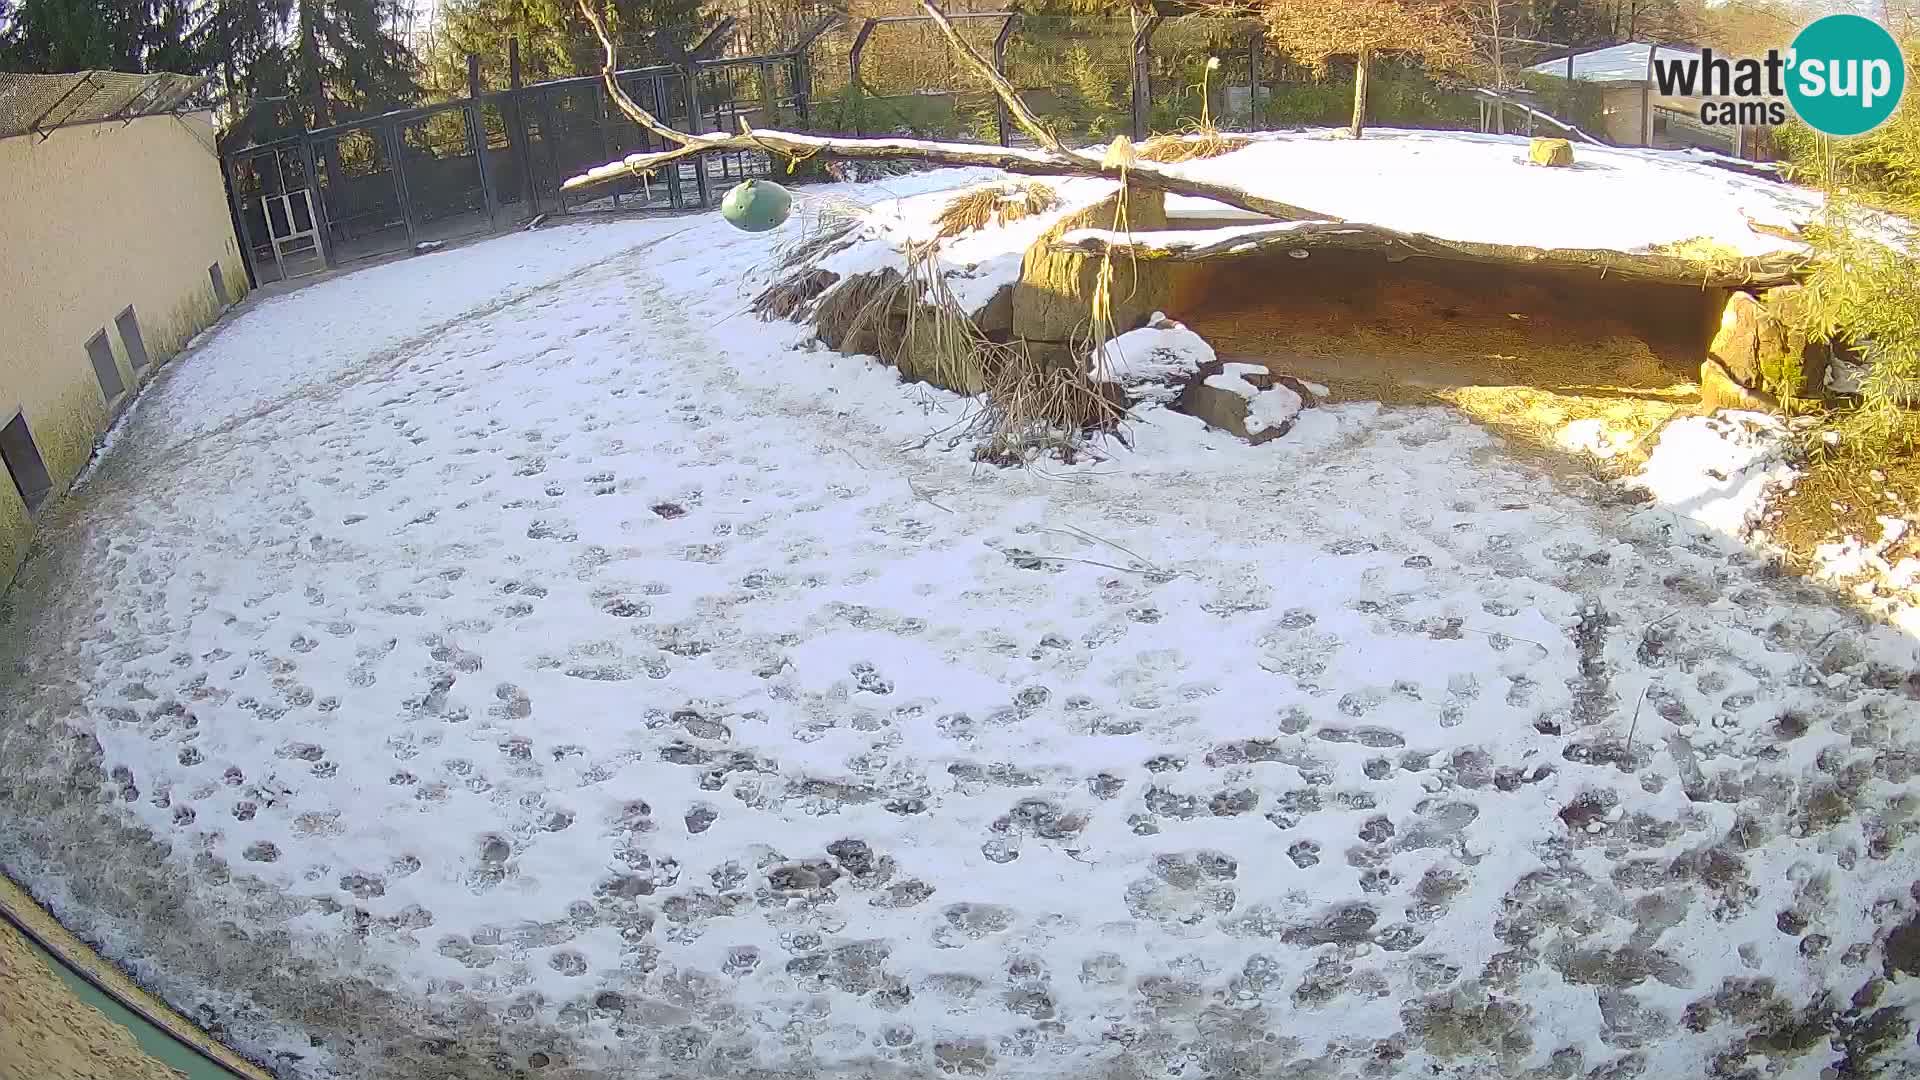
[1166,129,1823,256]
[1630,412,1797,537]
[4,165,1920,1080]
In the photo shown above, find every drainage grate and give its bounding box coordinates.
[116,305,151,370]
[1,411,53,510]
[85,329,124,403]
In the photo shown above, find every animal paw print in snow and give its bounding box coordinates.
[850,661,892,695]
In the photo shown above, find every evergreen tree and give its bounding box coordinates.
[0,0,145,71]
[286,0,418,124]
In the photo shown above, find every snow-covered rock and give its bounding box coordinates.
[1091,311,1215,404]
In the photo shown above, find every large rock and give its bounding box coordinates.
[1699,358,1776,414]
[1014,189,1169,345]
[1707,287,1827,405]
[1528,138,1574,167]
[1176,359,1304,444]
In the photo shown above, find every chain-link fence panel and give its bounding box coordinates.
[0,71,211,139]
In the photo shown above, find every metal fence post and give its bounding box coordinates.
[598,74,619,208]
[756,60,778,126]
[849,18,879,137]
[538,84,567,215]
[683,64,711,205]
[1247,30,1263,129]
[1131,15,1162,141]
[788,15,838,130]
[509,38,538,216]
[388,118,419,247]
[224,153,266,286]
[297,133,335,267]
[467,53,499,225]
[994,13,1016,146]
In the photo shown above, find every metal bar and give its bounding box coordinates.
[467,54,499,225]
[509,38,538,216]
[758,60,778,126]
[540,85,568,215]
[1131,15,1162,141]
[1643,43,1656,146]
[994,13,1016,146]
[790,14,841,53]
[224,154,267,287]
[849,17,878,137]
[1247,31,1261,127]
[29,71,97,140]
[684,63,711,205]
[598,75,619,208]
[298,135,334,267]
[790,53,811,126]
[690,16,737,61]
[388,120,419,248]
[664,76,685,208]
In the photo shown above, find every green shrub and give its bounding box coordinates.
[1799,209,1920,452]
[1054,45,1125,141]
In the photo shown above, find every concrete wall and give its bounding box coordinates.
[0,111,247,586]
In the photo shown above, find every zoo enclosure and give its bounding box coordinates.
[221,19,830,285]
[218,11,1604,287]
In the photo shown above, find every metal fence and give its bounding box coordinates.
[222,41,812,283]
[216,13,1603,288]
[0,71,214,140]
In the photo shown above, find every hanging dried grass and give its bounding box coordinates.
[752,268,840,321]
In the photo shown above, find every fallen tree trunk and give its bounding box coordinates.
[1050,222,1810,287]
[563,132,1335,222]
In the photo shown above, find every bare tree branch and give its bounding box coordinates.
[912,0,1078,161]
[568,0,1337,222]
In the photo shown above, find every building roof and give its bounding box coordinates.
[1526,42,1705,84]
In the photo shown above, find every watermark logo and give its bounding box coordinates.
[1649,14,1905,137]
[1786,14,1904,136]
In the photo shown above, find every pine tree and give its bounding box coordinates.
[287,0,418,124]
[0,0,145,71]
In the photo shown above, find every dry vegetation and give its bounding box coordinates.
[929,181,1061,240]
[1135,129,1251,164]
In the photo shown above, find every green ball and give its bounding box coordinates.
[720,179,793,233]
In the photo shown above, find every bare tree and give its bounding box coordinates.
[1258,0,1474,137]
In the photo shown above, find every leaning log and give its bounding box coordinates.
[1049,222,1810,288]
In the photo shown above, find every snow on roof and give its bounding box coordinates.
[1164,128,1821,257]
[1526,41,1704,83]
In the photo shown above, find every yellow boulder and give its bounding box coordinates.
[1528,138,1574,167]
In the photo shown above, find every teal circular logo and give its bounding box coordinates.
[1787,14,1905,136]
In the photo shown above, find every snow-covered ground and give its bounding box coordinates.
[1165,129,1826,256]
[4,165,1920,1080]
